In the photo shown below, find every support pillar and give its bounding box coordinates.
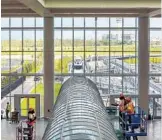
[138,16,149,114]
[44,17,54,118]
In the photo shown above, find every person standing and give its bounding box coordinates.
[26,108,36,140]
[6,102,11,120]
[125,97,135,114]
[125,96,135,130]
[119,93,126,126]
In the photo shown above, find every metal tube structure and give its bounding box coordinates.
[43,76,118,140]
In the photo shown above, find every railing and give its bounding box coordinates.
[16,120,36,140]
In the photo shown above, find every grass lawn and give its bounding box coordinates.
[20,83,62,116]
[30,63,42,73]
[30,82,61,98]
[124,57,162,64]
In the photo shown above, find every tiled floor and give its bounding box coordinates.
[1,119,161,140]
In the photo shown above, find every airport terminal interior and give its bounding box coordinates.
[1,0,162,140]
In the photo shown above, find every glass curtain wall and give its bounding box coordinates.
[149,18,162,117]
[1,17,44,116]
[53,17,138,105]
[1,17,161,117]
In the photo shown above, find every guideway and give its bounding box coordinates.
[43,76,118,140]
[43,76,148,140]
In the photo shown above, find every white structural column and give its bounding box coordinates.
[44,17,54,118]
[138,16,149,114]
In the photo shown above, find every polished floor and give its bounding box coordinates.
[140,119,161,140]
[1,119,161,140]
[1,118,48,140]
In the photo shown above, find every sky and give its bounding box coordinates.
[1,17,162,40]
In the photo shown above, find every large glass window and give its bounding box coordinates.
[85,17,95,27]
[11,18,22,27]
[1,52,9,74]
[124,18,136,27]
[23,18,35,27]
[1,17,161,118]
[149,18,161,76]
[110,18,122,27]
[97,18,109,27]
[97,30,109,51]
[1,17,44,117]
[62,17,72,27]
[36,30,43,51]
[53,17,139,105]
[1,30,9,51]
[23,30,35,51]
[1,18,9,27]
[74,30,84,51]
[53,17,160,110]
[149,18,161,118]
[85,30,95,51]
[74,17,84,27]
[11,30,22,51]
[150,18,162,28]
[62,30,73,51]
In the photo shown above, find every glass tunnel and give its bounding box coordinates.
[43,76,118,140]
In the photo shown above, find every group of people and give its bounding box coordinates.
[5,102,36,121]
[118,93,135,129]
[119,93,135,115]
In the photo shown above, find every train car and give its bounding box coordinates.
[73,56,84,73]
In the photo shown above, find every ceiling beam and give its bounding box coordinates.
[50,8,156,14]
[1,13,40,17]
[1,0,21,5]
[45,0,160,8]
[53,13,140,17]
[2,9,36,14]
[149,9,161,17]
[1,4,28,10]
[17,0,52,17]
